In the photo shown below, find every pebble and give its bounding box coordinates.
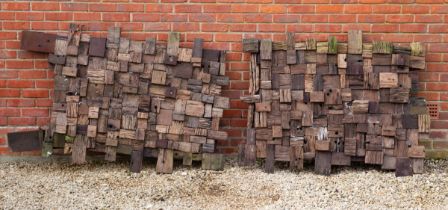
[0,159,447,209]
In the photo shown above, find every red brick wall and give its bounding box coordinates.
[1,0,447,157]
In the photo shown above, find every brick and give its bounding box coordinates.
[173,23,200,32]
[31,22,59,30]
[16,12,44,21]
[102,13,129,22]
[186,33,213,42]
[415,15,443,23]
[344,5,372,14]
[429,25,448,33]
[204,5,231,13]
[202,23,229,32]
[429,43,448,53]
[22,90,49,98]
[316,5,343,13]
[217,14,244,23]
[372,5,401,14]
[430,131,448,139]
[74,13,102,21]
[260,5,287,13]
[161,14,187,22]
[399,24,427,33]
[0,71,18,79]
[2,2,30,11]
[175,5,202,13]
[0,32,17,40]
[302,15,328,23]
[431,5,448,14]
[146,4,173,13]
[7,80,34,88]
[215,34,242,42]
[414,34,442,43]
[431,119,448,129]
[287,5,315,13]
[0,108,20,117]
[358,14,385,23]
[89,3,116,12]
[45,12,73,21]
[32,2,60,11]
[417,92,439,101]
[244,14,272,23]
[402,5,430,14]
[0,89,20,97]
[8,117,36,126]
[419,72,440,82]
[426,83,448,91]
[61,3,88,11]
[36,117,50,126]
[35,99,52,107]
[273,14,300,23]
[386,15,414,23]
[329,15,356,23]
[189,14,216,22]
[116,4,145,12]
[427,63,448,72]
[371,24,399,32]
[3,22,30,30]
[35,80,54,89]
[0,12,15,20]
[230,81,249,89]
[18,70,47,79]
[315,24,342,33]
[144,23,170,31]
[21,108,49,117]
[7,99,35,107]
[231,5,259,13]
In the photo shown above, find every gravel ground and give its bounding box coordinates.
[0,158,447,210]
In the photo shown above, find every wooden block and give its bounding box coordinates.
[185,100,205,117]
[348,30,362,54]
[87,125,97,138]
[372,41,393,54]
[310,91,325,103]
[272,125,282,138]
[390,87,409,103]
[395,157,413,177]
[328,36,338,54]
[410,42,424,56]
[265,144,275,173]
[255,102,271,112]
[202,153,224,170]
[331,152,351,166]
[408,146,425,158]
[315,140,331,151]
[62,66,77,77]
[156,149,174,174]
[289,146,304,170]
[412,158,424,174]
[409,56,425,69]
[130,149,144,173]
[315,151,332,175]
[352,100,369,113]
[260,39,272,60]
[365,151,383,165]
[418,114,430,133]
[71,135,87,165]
[338,54,347,68]
[143,38,156,55]
[279,89,292,103]
[243,39,259,53]
[151,70,166,85]
[379,72,398,88]
[191,38,204,66]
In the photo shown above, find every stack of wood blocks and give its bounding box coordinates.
[241,30,429,176]
[47,24,229,173]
